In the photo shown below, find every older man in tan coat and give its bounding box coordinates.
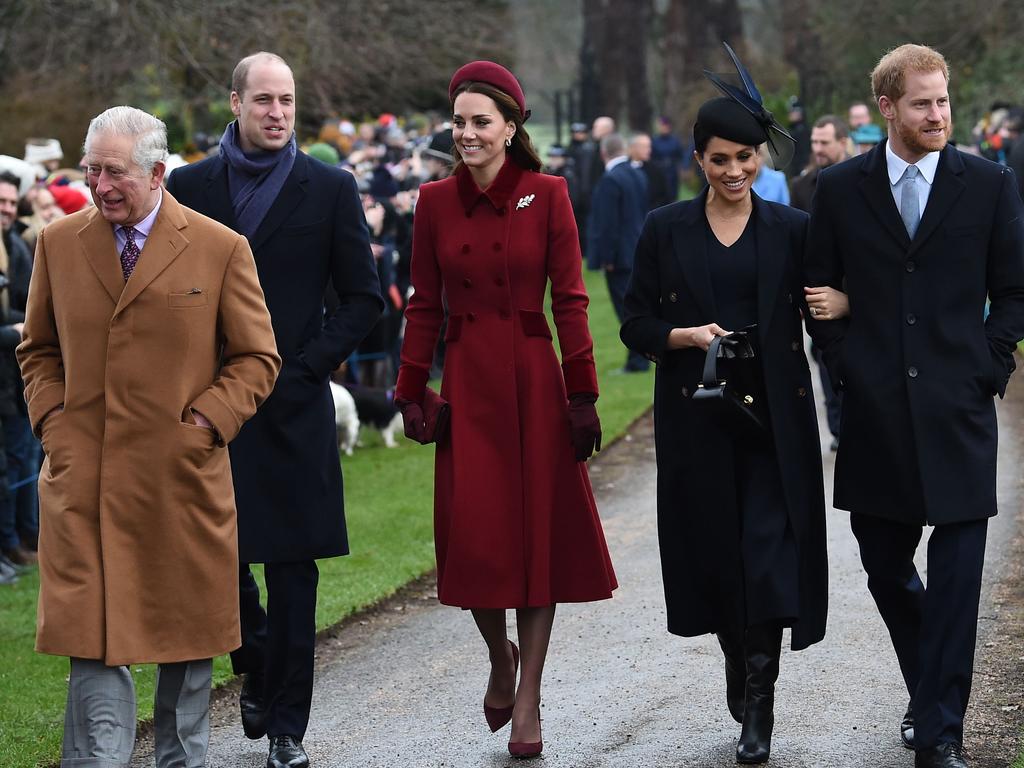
[18,106,280,767]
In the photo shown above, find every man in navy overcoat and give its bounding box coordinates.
[167,52,382,768]
[587,132,649,372]
[805,44,1024,768]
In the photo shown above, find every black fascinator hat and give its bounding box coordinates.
[698,42,796,170]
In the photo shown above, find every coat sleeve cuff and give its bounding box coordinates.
[562,359,599,398]
[190,390,241,446]
[28,382,65,437]
[395,365,430,405]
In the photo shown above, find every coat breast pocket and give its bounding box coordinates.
[281,218,327,236]
[168,290,208,308]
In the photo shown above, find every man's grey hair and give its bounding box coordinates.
[83,106,168,173]
[600,133,627,159]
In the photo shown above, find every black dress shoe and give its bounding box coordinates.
[915,742,968,768]
[240,672,267,740]
[268,735,309,768]
[901,704,915,749]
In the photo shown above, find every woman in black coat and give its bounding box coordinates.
[620,91,828,763]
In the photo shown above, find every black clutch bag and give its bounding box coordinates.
[691,326,770,435]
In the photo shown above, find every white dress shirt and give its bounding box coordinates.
[885,140,940,216]
[605,155,629,173]
[113,189,163,255]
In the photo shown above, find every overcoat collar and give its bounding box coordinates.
[670,188,789,338]
[858,139,966,255]
[77,190,190,316]
[202,151,312,252]
[455,158,525,215]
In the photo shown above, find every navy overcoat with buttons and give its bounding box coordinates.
[167,151,383,563]
[395,160,617,609]
[620,189,827,650]
[804,141,1024,525]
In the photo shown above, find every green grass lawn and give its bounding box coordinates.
[0,269,653,767]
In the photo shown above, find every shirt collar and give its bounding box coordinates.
[455,158,524,215]
[606,155,629,172]
[886,140,940,186]
[118,188,163,237]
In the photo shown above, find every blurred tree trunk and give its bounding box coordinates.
[780,0,830,108]
[580,0,653,131]
[658,0,744,144]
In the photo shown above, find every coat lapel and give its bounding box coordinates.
[670,188,717,322]
[858,140,911,250]
[247,152,310,252]
[76,208,125,305]
[202,157,239,232]
[908,145,966,256]
[114,192,189,316]
[753,193,788,338]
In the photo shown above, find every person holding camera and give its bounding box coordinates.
[619,49,828,765]
[395,61,617,760]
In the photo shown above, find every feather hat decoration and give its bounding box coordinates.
[703,42,797,170]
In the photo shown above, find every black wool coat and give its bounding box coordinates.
[804,141,1024,525]
[621,190,827,651]
[167,151,383,562]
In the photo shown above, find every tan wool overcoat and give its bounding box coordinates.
[17,191,281,665]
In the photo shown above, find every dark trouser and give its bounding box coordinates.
[850,513,988,750]
[811,345,842,438]
[605,268,649,372]
[231,560,320,740]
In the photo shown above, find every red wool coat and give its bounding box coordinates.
[397,160,617,608]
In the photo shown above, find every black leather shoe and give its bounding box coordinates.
[914,742,968,768]
[267,735,309,768]
[736,623,782,764]
[716,632,745,723]
[900,704,915,749]
[240,672,267,740]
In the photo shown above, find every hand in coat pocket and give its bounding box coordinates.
[568,394,602,461]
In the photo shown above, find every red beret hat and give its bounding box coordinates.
[448,61,531,122]
[48,183,88,214]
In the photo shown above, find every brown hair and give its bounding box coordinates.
[450,81,542,173]
[871,44,949,103]
[812,114,849,140]
[231,52,291,99]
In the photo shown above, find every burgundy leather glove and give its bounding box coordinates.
[395,397,429,445]
[568,393,602,462]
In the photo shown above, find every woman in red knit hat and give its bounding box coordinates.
[395,60,617,759]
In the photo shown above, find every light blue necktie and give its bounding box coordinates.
[900,165,921,239]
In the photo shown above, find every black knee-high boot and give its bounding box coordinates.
[736,623,782,764]
[716,631,746,724]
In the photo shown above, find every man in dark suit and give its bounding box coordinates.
[167,52,383,768]
[805,44,1024,768]
[587,133,649,372]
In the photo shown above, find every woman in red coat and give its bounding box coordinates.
[395,61,617,758]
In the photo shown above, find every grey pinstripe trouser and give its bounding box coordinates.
[61,657,212,767]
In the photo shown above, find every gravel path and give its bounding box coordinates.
[131,365,1024,768]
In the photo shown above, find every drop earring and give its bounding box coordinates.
[505,137,512,148]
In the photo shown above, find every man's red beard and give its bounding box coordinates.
[894,115,952,155]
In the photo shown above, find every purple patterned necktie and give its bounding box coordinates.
[120,226,140,281]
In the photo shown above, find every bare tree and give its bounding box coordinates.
[0,0,513,155]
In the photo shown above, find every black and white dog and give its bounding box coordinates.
[330,382,403,451]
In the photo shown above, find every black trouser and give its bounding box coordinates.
[850,513,988,750]
[605,268,649,372]
[231,561,320,740]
